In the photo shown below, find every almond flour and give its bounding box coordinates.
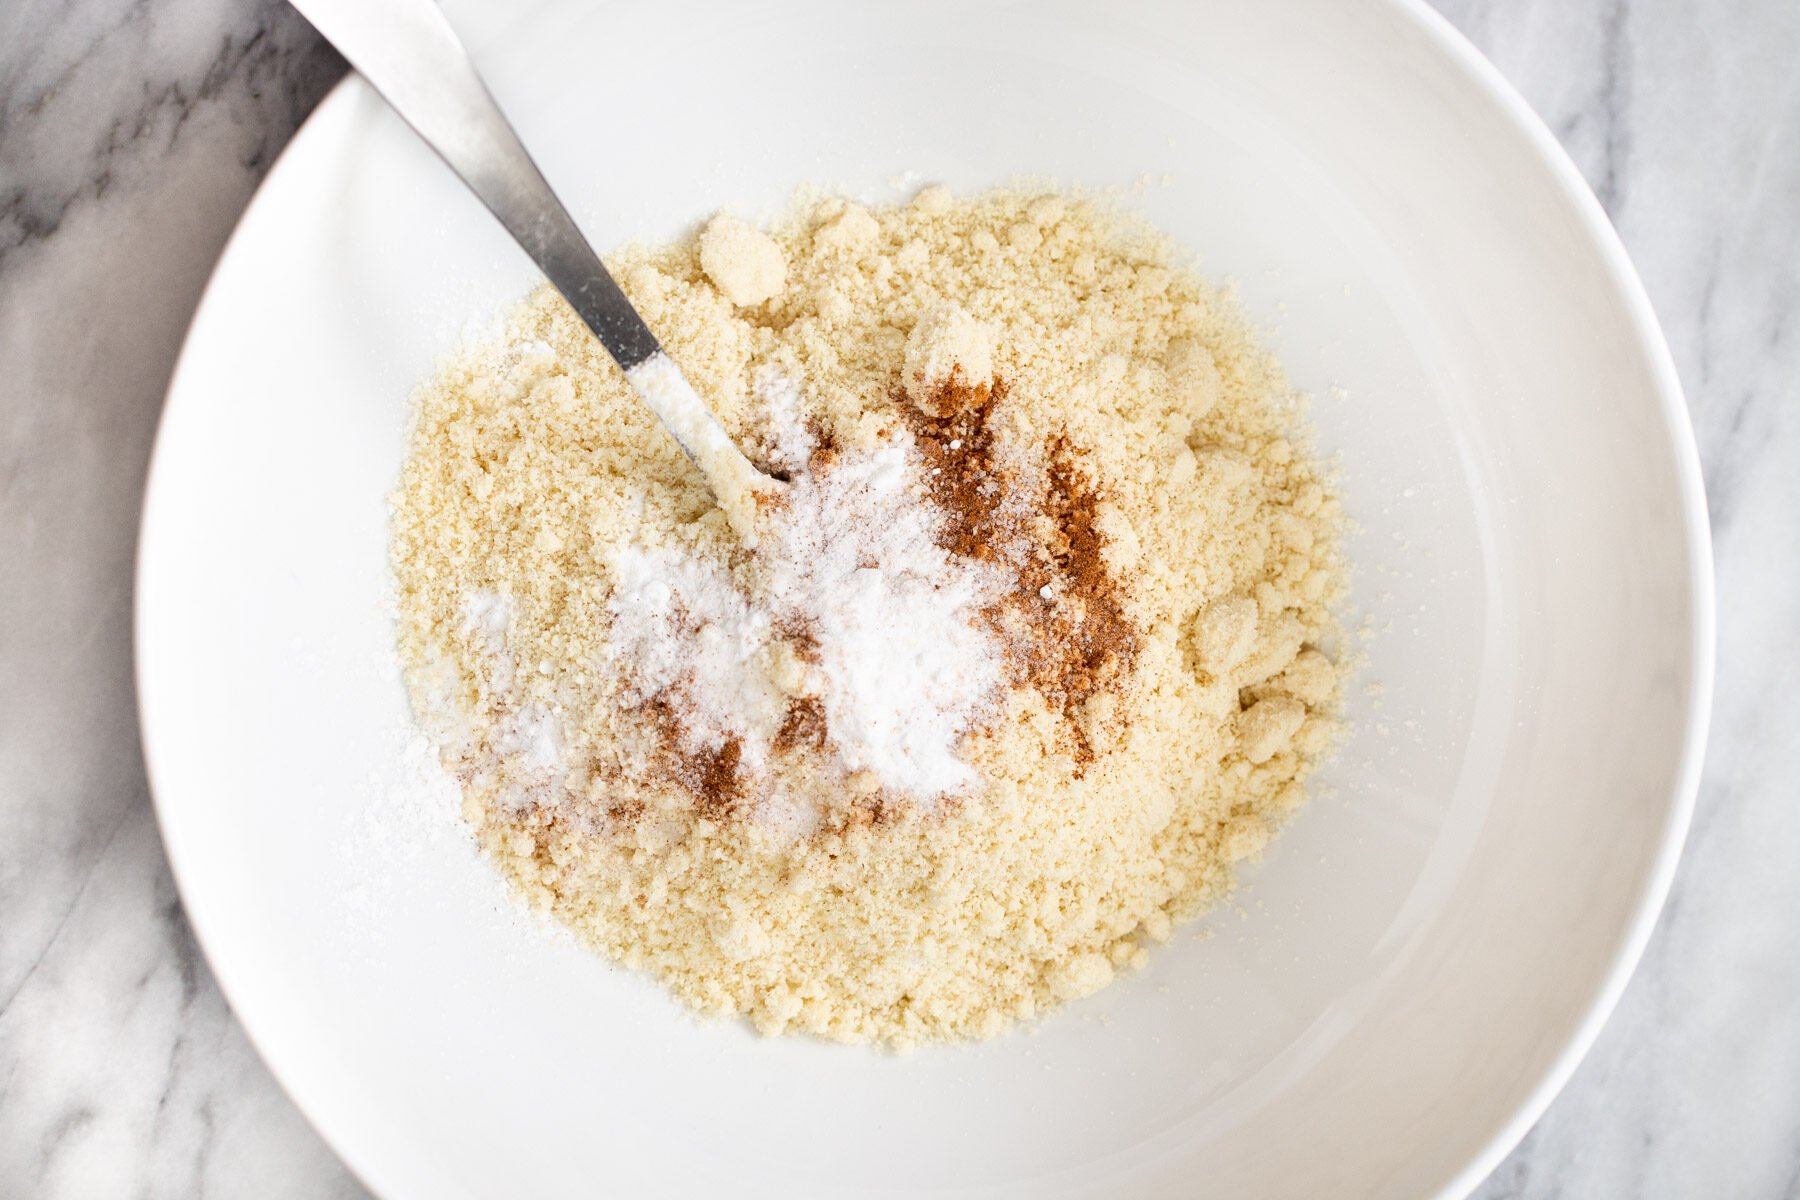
[390,187,1348,1048]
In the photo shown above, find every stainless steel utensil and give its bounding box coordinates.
[289,0,780,533]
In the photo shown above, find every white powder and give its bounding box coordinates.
[462,589,515,691]
[500,704,563,774]
[751,367,812,477]
[764,438,1004,800]
[607,545,786,771]
[603,374,1006,809]
[455,588,566,808]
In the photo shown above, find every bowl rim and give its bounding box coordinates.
[133,1,1716,1195]
[1384,1,1714,1193]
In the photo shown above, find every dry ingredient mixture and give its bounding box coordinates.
[391,187,1347,1048]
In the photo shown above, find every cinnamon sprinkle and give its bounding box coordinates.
[773,696,828,755]
[901,374,1138,766]
[636,695,751,819]
[1016,438,1136,764]
[901,368,1014,563]
[694,736,746,820]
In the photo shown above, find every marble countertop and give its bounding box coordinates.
[3,0,1795,1195]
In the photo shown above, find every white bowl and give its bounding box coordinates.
[136,0,1712,1195]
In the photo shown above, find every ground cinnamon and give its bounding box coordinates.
[901,374,1137,766]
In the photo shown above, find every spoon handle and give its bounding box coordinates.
[291,0,778,526]
[293,0,659,369]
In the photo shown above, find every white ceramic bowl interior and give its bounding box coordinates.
[137,0,1711,1196]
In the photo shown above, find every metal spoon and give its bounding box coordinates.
[289,0,781,538]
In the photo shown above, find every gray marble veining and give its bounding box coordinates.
[2,1,1796,1196]
[1,2,356,1194]
[1431,2,1800,1196]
